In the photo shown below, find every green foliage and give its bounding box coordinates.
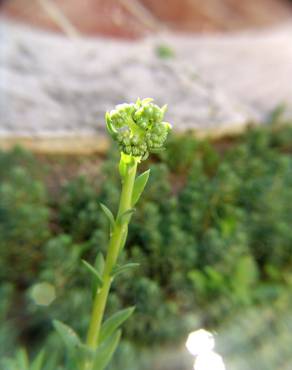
[1,348,46,370]
[155,44,175,59]
[0,149,50,284]
[82,259,103,291]
[1,122,292,368]
[99,307,135,344]
[131,169,150,206]
[92,330,121,370]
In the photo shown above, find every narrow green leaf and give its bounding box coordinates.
[105,112,117,136]
[0,359,15,370]
[141,97,153,104]
[161,104,168,114]
[99,307,135,344]
[100,203,115,231]
[118,208,135,225]
[82,260,103,288]
[77,344,95,362]
[112,263,140,278]
[95,252,105,276]
[132,169,150,206]
[119,228,128,252]
[91,253,105,299]
[53,320,81,351]
[16,349,29,370]
[93,331,121,370]
[31,350,45,370]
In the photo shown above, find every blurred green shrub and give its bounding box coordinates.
[155,44,175,59]
[0,149,50,285]
[1,123,292,366]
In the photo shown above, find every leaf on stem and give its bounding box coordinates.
[99,307,135,344]
[82,260,103,288]
[119,228,128,252]
[100,203,115,232]
[53,321,94,367]
[132,169,150,206]
[77,344,95,363]
[112,263,140,278]
[95,252,105,276]
[93,330,121,370]
[53,320,81,351]
[91,253,105,299]
[117,208,136,225]
[105,112,117,136]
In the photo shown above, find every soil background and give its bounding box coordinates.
[1,0,292,38]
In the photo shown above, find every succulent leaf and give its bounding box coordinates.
[92,331,121,370]
[99,307,135,344]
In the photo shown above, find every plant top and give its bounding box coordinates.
[106,98,171,160]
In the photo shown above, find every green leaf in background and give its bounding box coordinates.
[188,269,207,294]
[112,263,140,278]
[0,348,46,370]
[15,348,29,370]
[99,307,135,344]
[266,103,286,125]
[131,169,150,206]
[53,320,81,352]
[231,255,259,304]
[0,359,15,370]
[1,348,29,370]
[155,44,175,59]
[30,350,45,370]
[82,260,104,288]
[93,330,121,370]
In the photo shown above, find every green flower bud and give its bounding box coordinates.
[105,98,172,159]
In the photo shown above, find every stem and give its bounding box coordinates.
[83,156,138,369]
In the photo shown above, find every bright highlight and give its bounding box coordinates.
[186,329,226,370]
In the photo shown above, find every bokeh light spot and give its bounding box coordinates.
[30,282,56,306]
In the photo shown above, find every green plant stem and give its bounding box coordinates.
[83,157,138,369]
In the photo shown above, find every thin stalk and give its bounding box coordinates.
[83,157,138,369]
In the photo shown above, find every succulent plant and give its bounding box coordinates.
[106,98,171,160]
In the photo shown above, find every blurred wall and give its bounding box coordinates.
[1,0,292,37]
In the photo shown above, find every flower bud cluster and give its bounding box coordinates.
[106,98,171,160]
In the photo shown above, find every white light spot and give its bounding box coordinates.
[186,329,215,356]
[186,329,226,370]
[194,351,226,370]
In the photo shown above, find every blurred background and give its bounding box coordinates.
[0,1,292,370]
